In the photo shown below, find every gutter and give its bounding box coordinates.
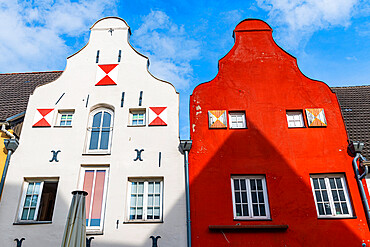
[0,123,19,200]
[349,141,370,230]
[179,140,192,247]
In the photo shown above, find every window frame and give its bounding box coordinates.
[228,111,247,129]
[128,108,146,127]
[126,178,163,223]
[310,174,353,218]
[85,107,114,154]
[56,110,74,127]
[286,110,305,128]
[78,166,109,233]
[230,175,270,220]
[17,178,58,223]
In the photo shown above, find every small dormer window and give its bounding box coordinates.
[129,109,146,126]
[286,110,305,128]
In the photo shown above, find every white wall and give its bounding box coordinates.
[0,17,186,247]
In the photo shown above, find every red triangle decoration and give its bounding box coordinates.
[96,75,117,86]
[33,118,50,127]
[38,108,54,116]
[95,64,119,86]
[149,107,167,126]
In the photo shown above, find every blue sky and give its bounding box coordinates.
[0,0,369,139]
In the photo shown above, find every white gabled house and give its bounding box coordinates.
[0,17,187,246]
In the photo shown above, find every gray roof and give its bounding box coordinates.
[332,86,370,159]
[0,71,62,122]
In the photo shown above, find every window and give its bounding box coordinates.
[286,110,305,128]
[127,178,163,222]
[18,179,58,222]
[129,109,146,126]
[229,112,246,129]
[57,110,74,126]
[86,108,113,153]
[231,176,270,219]
[80,167,109,232]
[310,174,353,218]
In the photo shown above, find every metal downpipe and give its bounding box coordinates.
[0,149,12,200]
[184,150,191,247]
[352,153,370,230]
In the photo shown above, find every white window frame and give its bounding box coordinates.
[17,178,58,223]
[78,167,109,233]
[129,108,146,127]
[286,110,305,128]
[310,174,353,218]
[126,178,163,222]
[229,111,246,129]
[56,110,74,127]
[231,176,270,220]
[85,107,114,154]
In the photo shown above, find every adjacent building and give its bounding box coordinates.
[189,19,370,246]
[0,17,186,246]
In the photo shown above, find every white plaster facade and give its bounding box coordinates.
[0,17,187,247]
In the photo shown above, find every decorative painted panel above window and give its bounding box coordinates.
[80,167,109,233]
[56,110,74,127]
[148,107,167,126]
[17,179,58,223]
[286,110,305,128]
[129,109,146,126]
[208,110,227,128]
[229,112,246,129]
[127,178,163,222]
[32,108,54,127]
[86,108,114,154]
[310,174,352,218]
[231,176,270,220]
[305,108,327,127]
[95,64,118,86]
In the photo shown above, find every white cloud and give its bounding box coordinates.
[0,0,117,73]
[257,0,359,48]
[132,10,201,90]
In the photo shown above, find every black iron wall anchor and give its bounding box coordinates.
[150,236,161,247]
[134,149,144,161]
[14,238,25,247]
[86,237,94,247]
[49,150,61,162]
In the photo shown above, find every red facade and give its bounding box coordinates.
[189,19,370,246]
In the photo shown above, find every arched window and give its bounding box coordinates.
[87,107,114,153]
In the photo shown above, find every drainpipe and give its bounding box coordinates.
[1,124,15,139]
[350,141,370,230]
[179,140,192,247]
[0,127,19,200]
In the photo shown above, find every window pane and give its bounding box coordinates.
[147,207,153,217]
[236,204,242,216]
[329,178,336,189]
[24,195,31,207]
[318,203,325,215]
[154,207,160,217]
[138,182,144,193]
[253,204,259,216]
[339,190,345,201]
[89,130,99,150]
[312,178,319,189]
[251,192,257,203]
[235,192,241,203]
[258,192,264,203]
[131,182,137,193]
[241,192,247,203]
[21,209,29,220]
[319,178,326,189]
[336,178,343,189]
[27,183,34,194]
[31,195,38,206]
[242,204,249,216]
[102,112,111,127]
[334,203,342,215]
[137,207,143,219]
[240,179,246,190]
[256,179,262,190]
[322,190,329,201]
[130,195,137,207]
[137,195,143,207]
[29,208,36,220]
[148,195,153,206]
[250,179,256,190]
[324,203,332,215]
[332,190,339,201]
[315,191,322,202]
[155,183,160,193]
[100,129,110,149]
[148,182,154,193]
[259,205,266,216]
[154,195,160,206]
[233,179,240,190]
[130,208,136,219]
[342,203,349,214]
[92,112,102,128]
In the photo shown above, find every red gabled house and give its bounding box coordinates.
[189,19,370,246]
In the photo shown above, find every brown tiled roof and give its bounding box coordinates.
[332,86,370,159]
[0,71,62,122]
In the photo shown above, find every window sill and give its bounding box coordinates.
[287,126,306,129]
[234,218,272,221]
[229,128,247,130]
[123,220,163,224]
[14,221,52,225]
[317,216,357,220]
[82,152,111,155]
[54,125,72,128]
[86,230,103,235]
[209,224,288,231]
[127,125,146,127]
